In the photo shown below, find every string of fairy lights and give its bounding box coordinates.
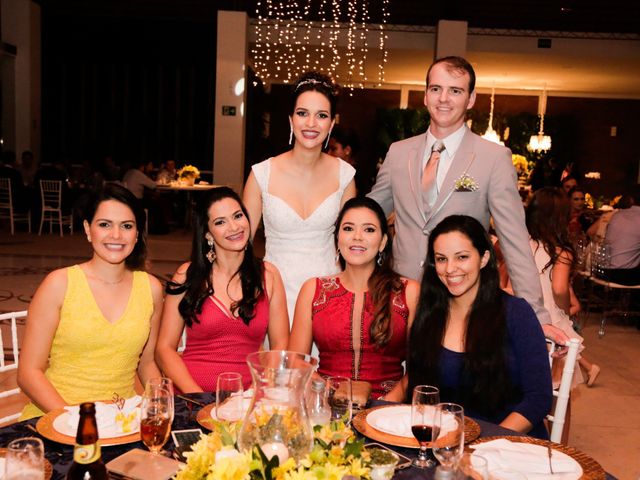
[251,0,389,89]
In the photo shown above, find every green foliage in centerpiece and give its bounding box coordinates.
[175,419,372,480]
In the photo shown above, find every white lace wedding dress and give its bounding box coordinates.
[252,158,355,325]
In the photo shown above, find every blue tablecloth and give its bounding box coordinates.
[0,394,614,479]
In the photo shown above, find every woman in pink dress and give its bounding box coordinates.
[289,197,419,397]
[155,187,289,392]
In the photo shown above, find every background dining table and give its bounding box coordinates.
[0,394,615,480]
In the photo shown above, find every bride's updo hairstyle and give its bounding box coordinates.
[290,71,339,118]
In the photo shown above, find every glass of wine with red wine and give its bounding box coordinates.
[140,385,172,455]
[410,385,440,468]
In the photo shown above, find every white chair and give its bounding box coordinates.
[0,310,27,424]
[39,180,73,236]
[0,178,31,234]
[546,338,581,443]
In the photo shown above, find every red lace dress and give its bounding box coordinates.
[311,276,409,397]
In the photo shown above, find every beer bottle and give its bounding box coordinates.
[66,402,108,480]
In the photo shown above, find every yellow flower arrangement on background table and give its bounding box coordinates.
[177,165,201,186]
[175,420,372,480]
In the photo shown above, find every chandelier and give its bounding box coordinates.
[528,89,552,152]
[481,86,504,145]
[251,0,390,89]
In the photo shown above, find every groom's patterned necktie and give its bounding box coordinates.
[422,140,445,206]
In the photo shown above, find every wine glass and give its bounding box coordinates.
[140,385,172,454]
[410,385,440,468]
[326,376,353,425]
[432,402,465,471]
[4,437,44,480]
[147,377,175,423]
[216,372,244,421]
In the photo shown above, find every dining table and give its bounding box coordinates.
[155,182,222,228]
[0,394,614,480]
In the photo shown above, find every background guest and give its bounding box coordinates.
[561,175,579,195]
[387,215,552,438]
[526,187,600,387]
[603,186,640,286]
[328,127,371,194]
[123,160,156,200]
[18,184,163,419]
[567,186,592,240]
[156,187,289,392]
[243,71,356,326]
[289,197,419,397]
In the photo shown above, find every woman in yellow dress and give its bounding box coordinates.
[18,183,163,419]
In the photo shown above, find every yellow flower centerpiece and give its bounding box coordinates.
[174,419,372,480]
[178,165,201,186]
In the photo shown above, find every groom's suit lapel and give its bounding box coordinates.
[407,134,429,224]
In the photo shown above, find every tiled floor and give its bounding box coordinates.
[1,229,639,478]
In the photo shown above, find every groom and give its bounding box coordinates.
[368,56,567,343]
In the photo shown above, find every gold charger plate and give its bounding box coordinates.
[352,404,481,449]
[0,447,53,480]
[196,403,217,431]
[35,408,140,446]
[470,436,606,480]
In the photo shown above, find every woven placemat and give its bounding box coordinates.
[470,435,606,480]
[352,404,481,449]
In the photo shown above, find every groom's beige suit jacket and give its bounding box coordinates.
[369,127,551,325]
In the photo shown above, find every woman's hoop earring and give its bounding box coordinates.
[376,251,384,267]
[206,236,216,263]
[335,248,341,265]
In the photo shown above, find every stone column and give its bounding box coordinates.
[1,0,41,160]
[435,20,467,60]
[213,10,248,194]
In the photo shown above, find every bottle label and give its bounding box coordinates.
[73,442,101,464]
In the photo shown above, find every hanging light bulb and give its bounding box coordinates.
[481,86,504,145]
[528,89,552,152]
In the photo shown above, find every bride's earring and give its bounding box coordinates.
[289,124,294,145]
[324,127,333,149]
[335,248,341,264]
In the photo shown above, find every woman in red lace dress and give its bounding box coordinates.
[289,197,419,397]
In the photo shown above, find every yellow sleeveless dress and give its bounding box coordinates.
[20,265,153,420]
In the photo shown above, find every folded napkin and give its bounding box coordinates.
[368,406,458,438]
[214,390,253,421]
[471,439,583,480]
[64,396,141,437]
[372,408,413,437]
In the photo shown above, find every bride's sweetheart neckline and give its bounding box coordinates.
[265,188,341,222]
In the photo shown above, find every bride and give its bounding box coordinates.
[243,71,356,324]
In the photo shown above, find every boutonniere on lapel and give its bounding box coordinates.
[454,174,479,192]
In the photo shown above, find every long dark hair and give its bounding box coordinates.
[290,71,339,118]
[407,215,513,414]
[166,187,264,327]
[334,197,402,348]
[526,187,575,272]
[83,182,147,269]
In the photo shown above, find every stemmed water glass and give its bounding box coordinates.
[140,385,172,454]
[216,372,244,421]
[432,402,465,471]
[4,437,44,480]
[410,385,440,468]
